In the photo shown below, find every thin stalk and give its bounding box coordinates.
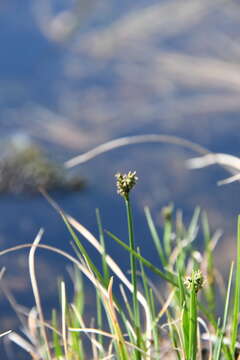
[138,248,158,352]
[213,262,234,360]
[177,272,189,356]
[188,274,197,360]
[96,290,104,350]
[125,197,141,360]
[149,288,158,351]
[29,229,52,360]
[231,215,240,355]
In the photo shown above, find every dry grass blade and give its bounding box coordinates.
[107,278,121,330]
[28,308,38,341]
[0,330,12,338]
[217,173,240,185]
[198,317,212,360]
[106,277,126,346]
[90,319,98,360]
[101,355,115,360]
[71,304,104,353]
[8,331,38,357]
[64,134,209,168]
[0,267,6,280]
[187,153,240,170]
[0,243,108,298]
[187,153,240,184]
[69,327,117,339]
[153,289,175,328]
[29,229,52,360]
[61,281,69,360]
[69,326,148,355]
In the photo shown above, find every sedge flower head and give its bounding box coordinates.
[184,270,205,293]
[115,171,138,199]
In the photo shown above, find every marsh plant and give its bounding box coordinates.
[1,132,240,360]
[0,167,240,360]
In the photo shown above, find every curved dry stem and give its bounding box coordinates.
[69,327,148,355]
[0,330,12,338]
[198,316,212,360]
[64,134,210,168]
[71,303,104,353]
[28,229,52,360]
[187,153,240,171]
[61,281,69,360]
[0,242,109,298]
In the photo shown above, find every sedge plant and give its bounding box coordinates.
[1,172,240,360]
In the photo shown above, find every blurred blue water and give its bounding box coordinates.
[1,1,240,358]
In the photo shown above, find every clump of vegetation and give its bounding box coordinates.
[1,169,240,360]
[0,136,85,193]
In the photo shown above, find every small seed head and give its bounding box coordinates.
[184,270,205,293]
[162,203,174,222]
[115,171,138,199]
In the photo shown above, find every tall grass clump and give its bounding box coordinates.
[1,171,240,359]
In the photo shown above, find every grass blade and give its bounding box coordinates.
[52,309,63,359]
[231,215,240,355]
[106,230,178,286]
[213,262,234,360]
[96,208,110,283]
[144,207,167,266]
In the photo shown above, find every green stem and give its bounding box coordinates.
[125,197,141,359]
[231,215,240,355]
[188,275,197,360]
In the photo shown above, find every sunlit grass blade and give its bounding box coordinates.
[177,271,189,356]
[73,267,85,316]
[231,215,240,356]
[188,207,200,240]
[61,281,69,360]
[106,230,178,286]
[29,229,51,360]
[149,288,158,349]
[52,309,63,359]
[213,261,234,360]
[40,189,104,283]
[96,290,104,350]
[119,284,134,322]
[138,247,158,352]
[144,207,167,266]
[68,307,84,360]
[166,310,182,360]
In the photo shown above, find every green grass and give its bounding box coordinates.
[1,173,240,360]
